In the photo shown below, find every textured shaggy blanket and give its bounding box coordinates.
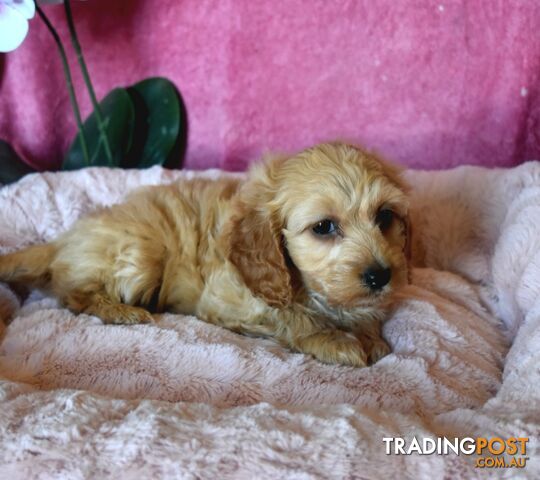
[0,163,539,479]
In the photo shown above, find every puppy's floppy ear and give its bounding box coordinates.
[226,158,296,309]
[403,212,413,284]
[403,211,413,260]
[386,165,413,264]
[387,164,413,279]
[375,153,414,274]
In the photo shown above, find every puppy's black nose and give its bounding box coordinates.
[362,265,392,291]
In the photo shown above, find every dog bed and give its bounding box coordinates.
[0,163,539,479]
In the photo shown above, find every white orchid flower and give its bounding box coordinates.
[0,1,87,53]
[0,0,35,52]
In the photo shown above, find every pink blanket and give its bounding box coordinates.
[1,0,540,171]
[0,162,539,478]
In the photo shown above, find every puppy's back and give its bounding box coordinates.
[0,177,241,316]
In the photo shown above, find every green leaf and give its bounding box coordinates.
[63,88,135,170]
[0,140,36,185]
[126,77,186,169]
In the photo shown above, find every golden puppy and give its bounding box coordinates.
[0,142,410,367]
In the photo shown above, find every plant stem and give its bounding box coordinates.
[63,0,113,165]
[36,2,90,166]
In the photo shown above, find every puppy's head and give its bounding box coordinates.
[227,142,410,312]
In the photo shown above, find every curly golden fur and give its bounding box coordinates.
[0,142,410,367]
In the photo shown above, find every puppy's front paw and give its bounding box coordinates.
[104,304,155,325]
[368,338,391,364]
[296,330,368,368]
[332,333,369,368]
[86,303,154,325]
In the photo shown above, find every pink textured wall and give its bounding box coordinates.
[1,0,540,171]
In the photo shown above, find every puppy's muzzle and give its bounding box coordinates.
[362,264,391,291]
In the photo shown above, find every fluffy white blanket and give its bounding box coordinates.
[0,164,539,479]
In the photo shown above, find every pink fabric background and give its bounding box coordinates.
[1,0,540,171]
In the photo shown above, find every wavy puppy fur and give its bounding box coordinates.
[0,143,410,367]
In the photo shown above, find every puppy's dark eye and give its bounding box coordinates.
[313,219,337,235]
[375,209,394,231]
